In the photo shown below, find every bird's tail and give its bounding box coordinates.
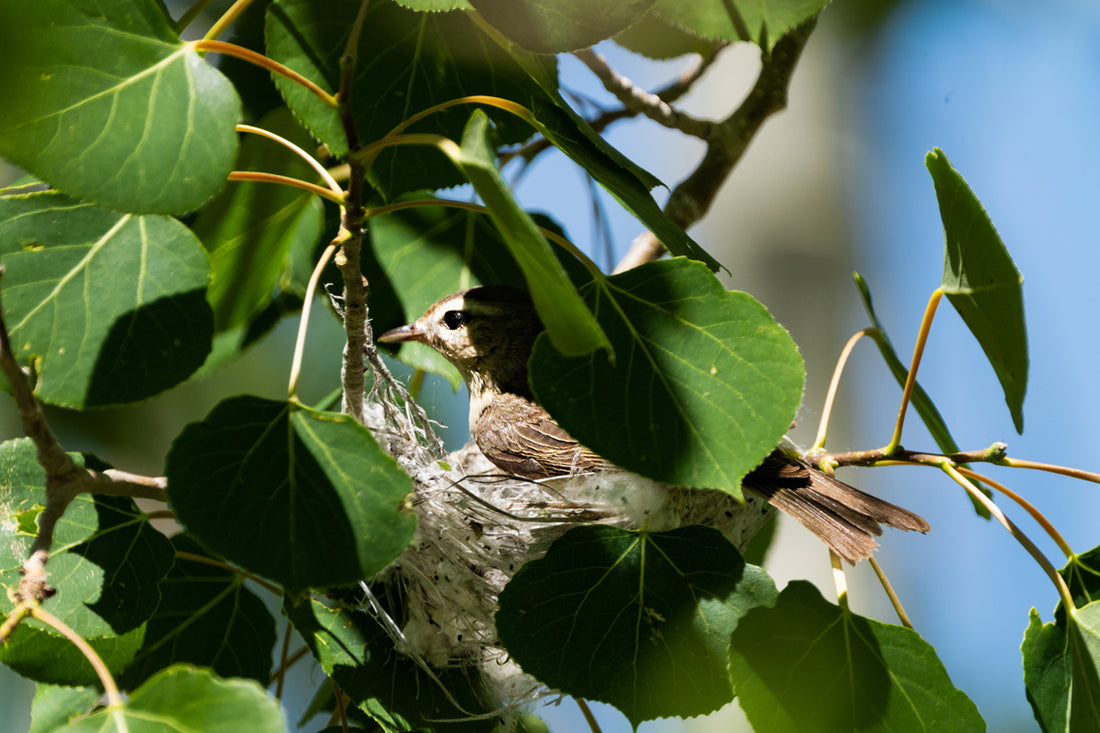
[742,451,930,564]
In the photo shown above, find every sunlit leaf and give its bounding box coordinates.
[729,581,984,732]
[56,666,286,732]
[652,0,827,50]
[0,440,174,685]
[469,0,658,53]
[926,148,1027,433]
[0,192,213,408]
[265,0,551,196]
[0,0,240,214]
[29,685,99,733]
[496,524,777,727]
[166,396,416,592]
[531,257,803,495]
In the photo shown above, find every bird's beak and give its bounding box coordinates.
[378,322,425,344]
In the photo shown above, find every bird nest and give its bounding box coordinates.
[358,381,773,727]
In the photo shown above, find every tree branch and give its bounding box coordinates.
[573,48,715,139]
[614,17,818,273]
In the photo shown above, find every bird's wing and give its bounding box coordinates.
[474,394,612,479]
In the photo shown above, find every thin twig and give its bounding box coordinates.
[884,289,943,454]
[613,17,819,273]
[812,328,874,451]
[573,48,714,139]
[868,557,913,629]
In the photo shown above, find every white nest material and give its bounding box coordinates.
[361,398,774,726]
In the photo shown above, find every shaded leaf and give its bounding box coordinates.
[496,524,777,727]
[56,665,285,732]
[0,0,240,214]
[0,439,174,684]
[286,593,494,732]
[395,0,471,9]
[729,581,984,732]
[166,396,416,592]
[265,0,551,196]
[926,148,1027,433]
[0,192,213,408]
[121,534,277,688]
[531,257,803,495]
[193,107,325,334]
[614,13,722,60]
[447,112,609,357]
[652,0,827,50]
[469,0,658,53]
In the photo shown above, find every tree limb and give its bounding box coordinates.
[614,17,818,273]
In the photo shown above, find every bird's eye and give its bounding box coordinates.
[442,310,466,330]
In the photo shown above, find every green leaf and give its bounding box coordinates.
[0,439,175,685]
[29,684,99,733]
[652,0,827,50]
[614,13,721,60]
[55,665,286,732]
[1023,549,1100,730]
[192,107,325,334]
[121,534,277,688]
[166,396,416,592]
[531,257,803,495]
[926,148,1027,433]
[0,192,213,408]
[0,0,240,214]
[446,112,609,357]
[395,0,471,10]
[265,0,553,196]
[285,593,494,731]
[729,581,984,732]
[468,0,658,53]
[853,272,990,517]
[499,45,722,272]
[496,524,776,727]
[1023,601,1100,732]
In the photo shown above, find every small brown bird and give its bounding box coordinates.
[380,286,929,563]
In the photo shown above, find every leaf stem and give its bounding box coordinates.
[175,0,218,34]
[868,557,913,629]
[31,606,124,708]
[175,551,283,595]
[201,0,257,41]
[191,40,338,108]
[884,289,943,454]
[576,698,603,733]
[227,171,345,204]
[812,328,874,451]
[957,466,1074,558]
[288,242,339,400]
[830,551,849,610]
[939,460,1075,610]
[998,457,1100,484]
[236,124,344,196]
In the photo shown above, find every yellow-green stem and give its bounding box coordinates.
[958,466,1074,558]
[236,124,344,196]
[228,171,346,205]
[813,328,874,451]
[868,556,913,629]
[885,289,943,454]
[202,0,257,41]
[192,40,338,108]
[288,242,340,400]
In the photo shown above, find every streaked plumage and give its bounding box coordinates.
[380,286,929,563]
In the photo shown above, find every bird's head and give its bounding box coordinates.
[378,286,543,397]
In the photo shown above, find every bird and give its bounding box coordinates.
[379,285,929,563]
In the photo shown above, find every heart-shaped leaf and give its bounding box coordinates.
[0,192,213,408]
[496,524,777,727]
[531,257,804,495]
[166,396,416,592]
[0,0,240,214]
[729,581,984,732]
[469,0,658,53]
